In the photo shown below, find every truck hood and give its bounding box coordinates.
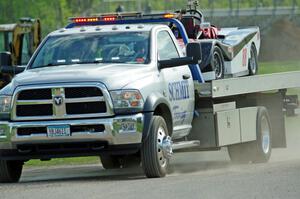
[11,64,154,90]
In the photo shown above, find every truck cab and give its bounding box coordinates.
[0,17,201,182]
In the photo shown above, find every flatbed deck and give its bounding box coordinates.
[195,71,300,98]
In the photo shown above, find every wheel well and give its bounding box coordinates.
[153,104,173,136]
[251,42,257,51]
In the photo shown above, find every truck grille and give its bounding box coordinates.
[12,84,112,121]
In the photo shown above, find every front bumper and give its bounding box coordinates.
[0,113,144,158]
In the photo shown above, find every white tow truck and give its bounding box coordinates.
[0,10,299,183]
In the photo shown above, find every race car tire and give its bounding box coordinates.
[209,46,224,79]
[248,44,258,76]
[0,160,23,183]
[141,116,170,178]
[228,107,272,164]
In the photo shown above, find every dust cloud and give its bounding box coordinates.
[168,114,300,175]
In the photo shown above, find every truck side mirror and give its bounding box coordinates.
[186,42,202,64]
[0,52,12,66]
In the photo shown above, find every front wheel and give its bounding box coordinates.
[248,44,258,76]
[0,160,23,183]
[141,116,172,178]
[209,46,225,79]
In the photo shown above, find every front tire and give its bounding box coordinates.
[141,116,171,178]
[209,46,225,79]
[0,160,23,183]
[248,44,258,76]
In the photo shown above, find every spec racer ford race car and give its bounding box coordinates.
[172,1,260,80]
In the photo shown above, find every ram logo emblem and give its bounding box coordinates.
[53,96,63,106]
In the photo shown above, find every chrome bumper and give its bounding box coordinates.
[0,113,144,150]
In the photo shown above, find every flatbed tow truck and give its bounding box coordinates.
[0,5,299,182]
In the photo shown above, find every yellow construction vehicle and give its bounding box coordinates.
[0,18,41,88]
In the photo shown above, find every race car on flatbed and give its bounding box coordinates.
[0,3,298,183]
[170,5,260,80]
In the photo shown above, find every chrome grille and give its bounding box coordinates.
[12,83,113,121]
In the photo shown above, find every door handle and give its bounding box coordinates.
[182,74,191,80]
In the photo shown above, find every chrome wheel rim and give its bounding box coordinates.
[157,126,171,168]
[261,115,270,154]
[214,52,223,79]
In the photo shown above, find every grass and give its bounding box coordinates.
[25,157,100,167]
[259,61,300,74]
[25,60,300,167]
[259,61,300,95]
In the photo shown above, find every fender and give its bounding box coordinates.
[198,41,215,70]
[198,40,231,70]
[142,92,172,141]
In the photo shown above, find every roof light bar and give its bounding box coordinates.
[71,17,100,23]
[163,13,176,19]
[69,12,179,25]
[103,16,116,21]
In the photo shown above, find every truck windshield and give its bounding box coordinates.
[30,31,150,68]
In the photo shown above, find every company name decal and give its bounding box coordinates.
[168,80,189,101]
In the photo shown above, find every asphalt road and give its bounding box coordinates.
[1,115,300,199]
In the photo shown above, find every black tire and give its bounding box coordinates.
[248,44,258,76]
[141,116,170,178]
[100,155,121,169]
[209,46,224,79]
[252,107,272,163]
[228,107,272,164]
[0,160,23,183]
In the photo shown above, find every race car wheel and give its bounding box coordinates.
[228,107,272,164]
[210,46,224,79]
[141,116,171,178]
[0,160,23,183]
[248,44,258,75]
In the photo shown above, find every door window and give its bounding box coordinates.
[157,31,179,60]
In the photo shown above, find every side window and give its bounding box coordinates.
[157,30,179,60]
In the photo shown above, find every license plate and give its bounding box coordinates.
[120,122,136,133]
[47,125,71,137]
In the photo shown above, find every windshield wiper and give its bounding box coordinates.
[76,60,102,64]
[31,63,67,69]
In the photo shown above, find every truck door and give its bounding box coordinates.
[156,30,194,138]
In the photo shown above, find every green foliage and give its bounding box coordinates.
[0,0,296,35]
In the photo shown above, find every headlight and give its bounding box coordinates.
[110,90,144,113]
[0,96,12,113]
